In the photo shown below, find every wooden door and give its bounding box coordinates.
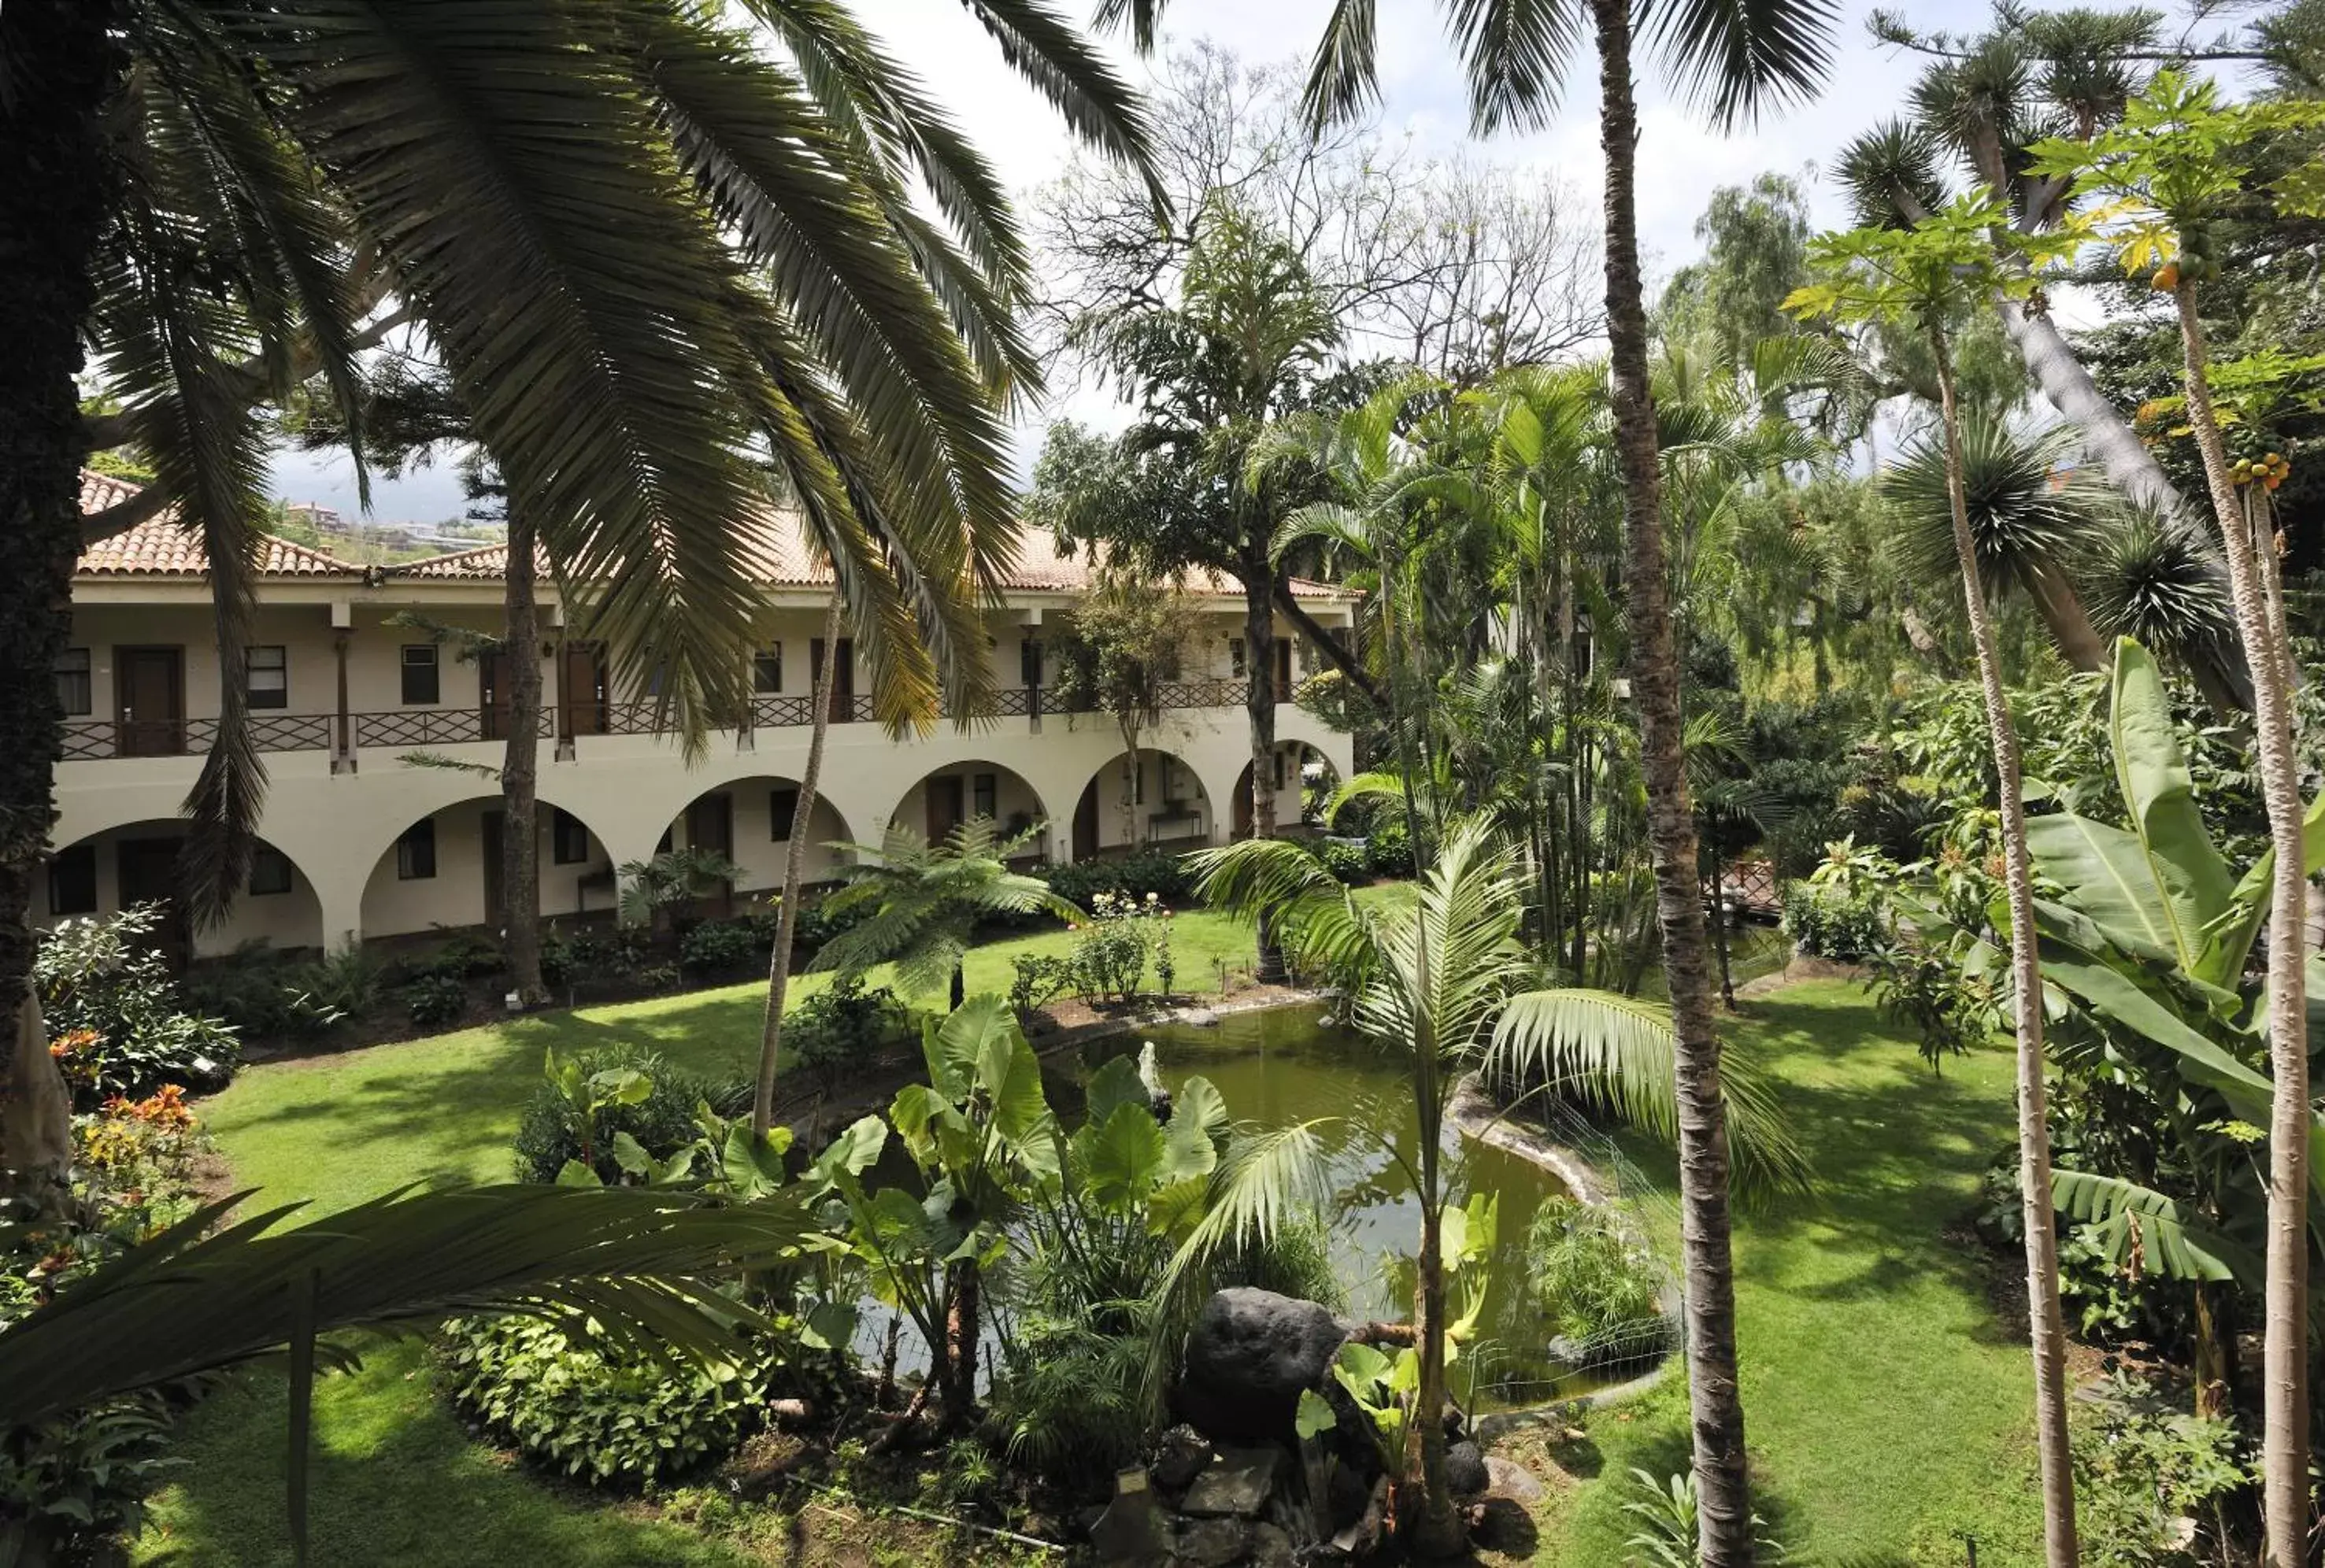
[479,651,509,741]
[1072,781,1099,861]
[481,809,505,926]
[560,642,608,735]
[115,838,188,963]
[925,775,964,843]
[1273,638,1293,693]
[812,637,855,723]
[114,646,183,756]
[686,793,735,916]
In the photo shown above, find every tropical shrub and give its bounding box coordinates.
[512,1045,753,1185]
[183,942,381,1041]
[783,888,868,955]
[1038,849,1196,908]
[678,918,763,975]
[1779,841,1897,961]
[1006,953,1077,1026]
[1525,1197,1664,1344]
[1864,938,2001,1071]
[36,908,239,1104]
[439,1314,787,1488]
[401,974,468,1031]
[1314,837,1367,884]
[542,922,651,987]
[1363,815,1417,877]
[406,931,505,982]
[1069,890,1166,1002]
[787,974,912,1093]
[2072,1376,2251,1567]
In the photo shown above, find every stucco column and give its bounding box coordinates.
[315,878,363,954]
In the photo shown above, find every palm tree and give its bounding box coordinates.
[1095,6,1842,1555]
[812,817,1078,1011]
[1197,816,1809,1553]
[1790,199,2084,1567]
[0,1182,813,1564]
[2,0,1165,1176]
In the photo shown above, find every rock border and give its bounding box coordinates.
[1444,1071,1682,1439]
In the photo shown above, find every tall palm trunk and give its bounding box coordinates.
[1933,331,2079,1568]
[501,505,546,1006]
[0,1,123,1180]
[1405,924,1460,1555]
[2171,285,2311,1562]
[1242,551,1286,982]
[751,592,845,1138]
[1588,6,1752,1560]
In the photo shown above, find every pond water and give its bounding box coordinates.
[1071,1005,1608,1412]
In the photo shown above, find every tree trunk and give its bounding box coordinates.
[751,593,845,1138]
[1997,298,2251,712]
[2171,286,2310,1564]
[2020,560,2108,673]
[1589,9,1752,1561]
[1405,1194,1462,1556]
[1242,557,1286,982]
[501,505,546,1006]
[1934,331,2080,1568]
[944,1260,980,1427]
[0,0,122,1182]
[2193,1279,2236,1422]
[1274,575,1381,709]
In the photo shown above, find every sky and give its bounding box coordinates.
[267,0,1953,523]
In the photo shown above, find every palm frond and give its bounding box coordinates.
[2051,1167,2261,1288]
[1441,0,1580,135]
[1645,0,1840,129]
[1487,989,1812,1204]
[955,0,1168,213]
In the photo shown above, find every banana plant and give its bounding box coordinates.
[1963,638,2325,1415]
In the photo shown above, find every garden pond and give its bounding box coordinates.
[1077,1004,1638,1412]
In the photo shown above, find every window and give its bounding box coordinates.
[753,644,783,695]
[48,844,96,916]
[248,845,294,896]
[54,649,91,716]
[247,645,287,710]
[770,787,799,840]
[395,817,437,880]
[1019,639,1042,686]
[1228,638,1246,677]
[1133,758,1146,805]
[401,645,439,704]
[972,773,997,819]
[552,808,591,865]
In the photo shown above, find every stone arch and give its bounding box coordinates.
[883,760,1055,864]
[355,790,624,944]
[1068,746,1217,860]
[1229,741,1345,838]
[40,819,326,962]
[658,773,858,904]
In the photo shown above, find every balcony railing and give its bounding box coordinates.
[59,680,1267,762]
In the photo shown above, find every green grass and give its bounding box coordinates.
[201,909,1260,1217]
[138,911,1260,1566]
[1536,980,2045,1566]
[145,957,2042,1566]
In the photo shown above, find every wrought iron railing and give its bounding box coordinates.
[60,679,1267,761]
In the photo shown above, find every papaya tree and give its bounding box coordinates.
[1788,198,2086,1567]
[2027,84,2325,1549]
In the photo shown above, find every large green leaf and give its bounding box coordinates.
[1161,1075,1227,1185]
[2051,1167,2260,1287]
[2022,813,2176,963]
[1083,1055,1151,1131]
[2202,788,2325,988]
[1079,1102,1169,1214]
[2108,638,2234,972]
[2039,942,2325,1204]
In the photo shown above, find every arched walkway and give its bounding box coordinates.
[660,773,857,906]
[41,819,326,961]
[886,760,1052,862]
[1070,747,1217,860]
[357,794,622,942]
[1230,741,1344,838]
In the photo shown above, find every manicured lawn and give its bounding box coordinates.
[144,960,2042,1566]
[1535,980,2045,1566]
[199,908,1261,1217]
[139,910,1260,1566]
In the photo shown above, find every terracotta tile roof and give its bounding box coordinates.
[75,472,361,579]
[393,514,1357,600]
